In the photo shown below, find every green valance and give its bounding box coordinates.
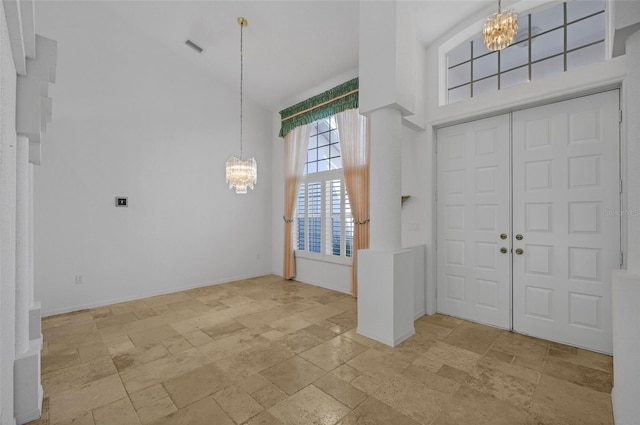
[279,77,359,137]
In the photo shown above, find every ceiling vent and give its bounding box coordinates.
[185,39,204,54]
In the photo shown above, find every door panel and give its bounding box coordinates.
[437,115,511,329]
[512,91,620,353]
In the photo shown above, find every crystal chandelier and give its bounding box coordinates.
[226,17,257,194]
[483,0,518,51]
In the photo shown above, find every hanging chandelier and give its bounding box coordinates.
[483,0,518,51]
[226,17,257,194]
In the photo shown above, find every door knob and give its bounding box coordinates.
[500,233,508,240]
[515,248,524,255]
[500,247,508,253]
[515,234,523,240]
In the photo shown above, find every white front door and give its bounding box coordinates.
[512,91,620,353]
[436,114,511,329]
[436,90,620,353]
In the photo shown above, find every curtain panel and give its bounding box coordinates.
[279,78,358,137]
[283,124,312,279]
[335,109,370,297]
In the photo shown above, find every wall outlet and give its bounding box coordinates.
[75,275,84,285]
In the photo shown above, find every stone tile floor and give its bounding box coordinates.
[28,275,614,425]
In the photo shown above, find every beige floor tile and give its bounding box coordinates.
[95,312,139,330]
[163,363,231,408]
[314,374,367,409]
[42,356,117,395]
[373,375,450,425]
[416,314,463,329]
[77,343,109,363]
[129,384,169,409]
[112,344,170,372]
[294,305,344,323]
[269,385,350,425]
[443,322,502,355]
[347,348,410,378]
[245,342,297,372]
[431,386,529,425]
[150,396,234,425]
[528,375,613,425]
[39,278,615,425]
[180,329,212,347]
[402,365,460,394]
[350,374,382,395]
[196,334,252,362]
[547,346,613,373]
[412,341,482,373]
[466,364,537,409]
[331,364,361,383]
[326,311,357,329]
[303,324,342,341]
[244,411,285,425]
[201,319,246,340]
[41,348,81,375]
[268,316,313,333]
[491,332,549,372]
[135,397,177,424]
[337,397,420,425]
[413,320,453,341]
[252,384,288,409]
[300,335,369,372]
[58,411,95,425]
[213,385,264,424]
[340,330,379,348]
[261,356,326,395]
[278,329,325,354]
[43,311,94,330]
[49,375,127,424]
[128,325,181,348]
[477,356,540,384]
[542,357,613,393]
[238,374,272,394]
[119,348,209,393]
[92,397,140,425]
[435,364,469,384]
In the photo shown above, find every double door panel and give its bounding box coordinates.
[437,91,620,353]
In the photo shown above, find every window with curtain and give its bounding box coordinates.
[294,116,354,261]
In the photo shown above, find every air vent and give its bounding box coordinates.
[185,39,204,54]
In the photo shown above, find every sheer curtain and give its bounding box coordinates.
[283,124,312,279]
[335,109,369,296]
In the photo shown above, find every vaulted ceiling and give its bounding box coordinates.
[35,1,498,111]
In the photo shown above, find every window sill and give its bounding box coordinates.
[295,251,352,267]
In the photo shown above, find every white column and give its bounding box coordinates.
[612,28,640,425]
[625,30,640,274]
[0,124,18,425]
[15,135,29,356]
[369,108,402,252]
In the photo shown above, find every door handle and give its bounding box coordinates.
[515,248,524,255]
[500,247,508,253]
[500,233,508,240]
[515,234,523,240]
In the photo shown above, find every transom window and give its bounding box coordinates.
[295,117,353,260]
[447,0,606,104]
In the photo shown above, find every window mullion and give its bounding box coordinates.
[341,178,346,258]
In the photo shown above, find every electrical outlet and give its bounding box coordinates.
[75,275,84,285]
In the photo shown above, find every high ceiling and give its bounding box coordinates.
[35,1,496,111]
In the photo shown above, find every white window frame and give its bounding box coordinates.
[295,167,352,266]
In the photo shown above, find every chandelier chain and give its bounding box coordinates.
[240,20,244,158]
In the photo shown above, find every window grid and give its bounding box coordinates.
[295,116,353,261]
[447,2,605,103]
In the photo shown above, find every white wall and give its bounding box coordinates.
[34,2,274,316]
